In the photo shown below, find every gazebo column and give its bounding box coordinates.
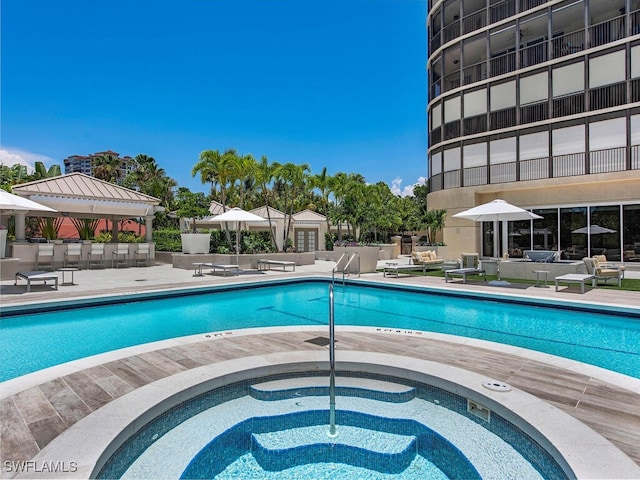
[15,212,26,241]
[145,216,153,243]
[111,217,119,242]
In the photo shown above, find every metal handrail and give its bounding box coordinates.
[343,252,360,280]
[331,252,349,284]
[327,284,337,437]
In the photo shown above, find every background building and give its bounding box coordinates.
[427,0,640,262]
[63,151,135,181]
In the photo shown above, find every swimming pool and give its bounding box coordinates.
[1,279,639,381]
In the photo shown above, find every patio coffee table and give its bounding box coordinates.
[554,274,594,294]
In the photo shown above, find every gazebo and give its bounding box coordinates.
[9,173,162,241]
[3,173,162,273]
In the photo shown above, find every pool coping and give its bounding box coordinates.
[17,348,640,480]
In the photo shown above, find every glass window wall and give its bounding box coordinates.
[560,207,587,259]
[590,205,621,260]
[623,205,640,261]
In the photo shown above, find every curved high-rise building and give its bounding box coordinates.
[427,0,640,262]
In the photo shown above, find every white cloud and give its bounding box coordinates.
[0,148,57,174]
[390,176,426,197]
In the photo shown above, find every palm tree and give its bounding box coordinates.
[273,162,310,250]
[311,167,334,235]
[192,149,236,245]
[92,154,122,183]
[255,155,279,250]
[425,209,447,244]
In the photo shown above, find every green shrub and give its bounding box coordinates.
[153,228,182,252]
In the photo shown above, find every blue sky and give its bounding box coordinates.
[1,0,427,196]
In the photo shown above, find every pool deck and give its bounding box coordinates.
[1,259,640,478]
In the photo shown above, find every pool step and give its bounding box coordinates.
[251,424,418,474]
[250,377,416,403]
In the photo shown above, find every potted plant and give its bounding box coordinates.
[175,189,211,254]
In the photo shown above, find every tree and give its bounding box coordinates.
[273,162,310,250]
[424,209,447,244]
[92,154,122,183]
[311,167,334,235]
[32,161,61,180]
[255,155,279,250]
[192,149,237,245]
[174,188,210,233]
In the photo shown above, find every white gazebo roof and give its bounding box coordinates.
[11,173,162,218]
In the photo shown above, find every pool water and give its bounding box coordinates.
[98,372,566,479]
[1,280,639,381]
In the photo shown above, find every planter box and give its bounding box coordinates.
[180,233,210,254]
[334,246,379,273]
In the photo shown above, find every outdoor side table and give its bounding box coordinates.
[193,262,206,277]
[58,267,79,286]
[533,270,550,288]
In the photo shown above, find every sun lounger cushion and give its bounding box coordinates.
[411,251,444,265]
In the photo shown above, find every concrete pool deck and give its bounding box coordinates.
[1,259,640,478]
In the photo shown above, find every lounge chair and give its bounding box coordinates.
[257,259,296,271]
[35,244,55,271]
[444,253,485,283]
[583,257,623,287]
[15,271,59,292]
[64,243,83,268]
[87,243,106,269]
[207,263,239,276]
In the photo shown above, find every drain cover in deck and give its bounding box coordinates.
[305,336,334,346]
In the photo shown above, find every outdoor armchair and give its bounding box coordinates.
[583,257,622,287]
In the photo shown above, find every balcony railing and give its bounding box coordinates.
[553,93,584,118]
[589,147,626,174]
[520,157,549,181]
[443,170,461,188]
[553,153,585,177]
[443,121,461,140]
[430,173,443,192]
[463,62,487,85]
[463,166,487,186]
[490,51,516,77]
[552,30,585,59]
[490,0,515,23]
[520,0,546,11]
[463,10,486,34]
[632,145,640,170]
[590,82,626,111]
[443,21,461,43]
[429,146,638,192]
[520,42,547,68]
[490,162,517,183]
[520,101,548,123]
[589,15,626,49]
[430,31,442,53]
[490,107,516,130]
[463,114,487,135]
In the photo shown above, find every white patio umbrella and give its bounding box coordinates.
[210,207,267,265]
[0,189,57,213]
[571,225,616,235]
[453,199,542,259]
